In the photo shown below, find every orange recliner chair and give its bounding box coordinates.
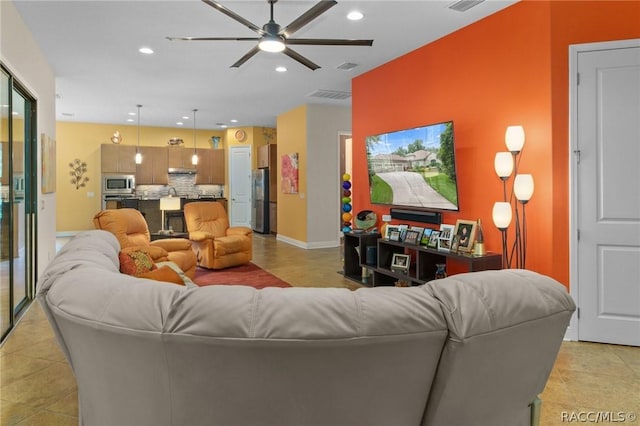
[93,208,197,278]
[183,201,252,269]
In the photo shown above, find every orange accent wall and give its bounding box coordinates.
[352,1,640,287]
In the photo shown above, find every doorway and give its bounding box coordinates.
[228,145,252,228]
[570,39,640,346]
[1,65,37,342]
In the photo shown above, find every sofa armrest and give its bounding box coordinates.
[150,238,192,252]
[188,231,215,242]
[227,226,252,237]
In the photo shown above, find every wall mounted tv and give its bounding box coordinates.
[365,121,459,211]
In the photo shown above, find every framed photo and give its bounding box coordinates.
[450,234,461,254]
[384,225,400,240]
[404,229,421,245]
[420,228,433,245]
[454,220,478,253]
[438,224,455,252]
[409,226,424,242]
[397,224,409,241]
[389,229,401,242]
[390,253,411,273]
[427,230,441,248]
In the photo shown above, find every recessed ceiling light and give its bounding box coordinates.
[128,112,136,116]
[177,122,184,126]
[127,118,134,122]
[182,116,189,120]
[347,10,363,21]
[230,119,238,123]
[275,66,287,72]
[138,47,154,55]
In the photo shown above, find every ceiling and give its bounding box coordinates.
[12,0,517,130]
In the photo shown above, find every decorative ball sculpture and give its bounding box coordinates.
[341,173,352,232]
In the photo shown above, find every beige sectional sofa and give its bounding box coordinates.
[38,230,575,426]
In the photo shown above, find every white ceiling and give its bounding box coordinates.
[12,0,517,129]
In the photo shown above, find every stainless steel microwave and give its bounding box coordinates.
[102,174,135,195]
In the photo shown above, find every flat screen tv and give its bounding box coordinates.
[365,121,459,211]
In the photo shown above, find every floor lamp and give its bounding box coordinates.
[492,125,534,269]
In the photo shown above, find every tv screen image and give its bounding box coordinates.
[365,121,459,211]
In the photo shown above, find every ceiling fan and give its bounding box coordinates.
[166,0,373,70]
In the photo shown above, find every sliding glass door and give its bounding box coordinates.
[1,65,36,341]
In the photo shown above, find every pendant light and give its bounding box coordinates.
[191,108,198,165]
[135,104,142,164]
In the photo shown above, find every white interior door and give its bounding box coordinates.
[229,146,252,228]
[574,41,640,346]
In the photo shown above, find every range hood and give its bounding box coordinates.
[168,167,196,174]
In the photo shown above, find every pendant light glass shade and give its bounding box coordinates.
[191,108,198,165]
[505,125,525,153]
[494,152,513,178]
[135,104,142,164]
[492,202,512,229]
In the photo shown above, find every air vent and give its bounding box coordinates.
[336,62,358,71]
[448,0,484,12]
[307,89,351,100]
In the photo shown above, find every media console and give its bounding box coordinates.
[343,232,502,287]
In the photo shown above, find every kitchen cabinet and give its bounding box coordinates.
[135,146,168,185]
[269,202,277,234]
[168,146,196,171]
[195,149,225,185]
[101,144,136,174]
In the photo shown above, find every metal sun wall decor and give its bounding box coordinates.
[69,158,89,190]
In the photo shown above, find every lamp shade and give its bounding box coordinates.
[191,153,199,165]
[514,174,534,201]
[505,125,525,152]
[492,202,512,229]
[494,152,514,178]
[160,196,181,211]
[135,152,142,165]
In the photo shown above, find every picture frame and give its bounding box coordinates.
[384,224,400,240]
[420,228,433,245]
[450,234,461,254]
[397,224,409,241]
[454,219,478,253]
[389,229,401,242]
[404,229,421,245]
[438,224,455,252]
[409,226,424,242]
[427,230,441,248]
[390,253,411,273]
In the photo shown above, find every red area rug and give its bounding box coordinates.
[193,263,291,289]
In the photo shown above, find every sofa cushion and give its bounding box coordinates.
[119,248,157,275]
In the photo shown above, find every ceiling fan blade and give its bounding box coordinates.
[166,36,260,42]
[201,0,265,35]
[282,47,320,71]
[231,46,261,68]
[280,0,337,37]
[286,38,373,47]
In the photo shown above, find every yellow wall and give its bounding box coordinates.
[56,121,274,232]
[276,105,307,243]
[224,126,277,169]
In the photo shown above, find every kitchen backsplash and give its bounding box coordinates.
[136,173,223,199]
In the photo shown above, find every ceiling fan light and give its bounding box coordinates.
[259,36,285,53]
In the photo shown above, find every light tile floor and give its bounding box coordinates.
[0,234,638,425]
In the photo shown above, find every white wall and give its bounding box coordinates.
[306,104,351,248]
[1,1,57,276]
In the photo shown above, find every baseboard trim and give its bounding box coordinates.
[275,234,339,249]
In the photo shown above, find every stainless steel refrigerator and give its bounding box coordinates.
[251,168,270,234]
